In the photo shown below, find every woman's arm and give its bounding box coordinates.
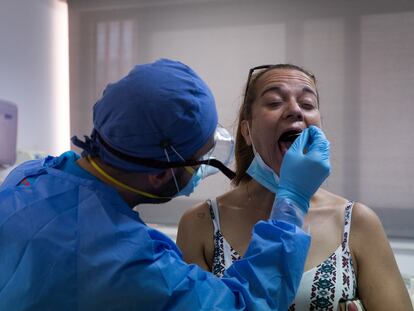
[351,203,412,310]
[176,201,213,271]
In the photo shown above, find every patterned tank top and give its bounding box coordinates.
[208,199,358,310]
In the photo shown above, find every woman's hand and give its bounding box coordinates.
[277,125,331,213]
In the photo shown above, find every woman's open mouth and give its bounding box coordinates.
[278,130,301,156]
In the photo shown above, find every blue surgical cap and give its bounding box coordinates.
[77,59,218,172]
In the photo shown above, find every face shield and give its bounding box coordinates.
[197,125,235,179]
[93,125,236,180]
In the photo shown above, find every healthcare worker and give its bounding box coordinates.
[0,59,330,310]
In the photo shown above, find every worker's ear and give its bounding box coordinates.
[240,120,252,146]
[147,169,174,189]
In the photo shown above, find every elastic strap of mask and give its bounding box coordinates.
[169,145,195,175]
[163,148,180,193]
[86,156,167,199]
[247,123,259,155]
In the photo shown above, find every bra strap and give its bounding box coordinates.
[341,201,355,251]
[207,199,221,233]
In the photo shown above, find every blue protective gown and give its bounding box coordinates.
[0,152,310,311]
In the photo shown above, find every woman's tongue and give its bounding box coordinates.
[278,140,293,156]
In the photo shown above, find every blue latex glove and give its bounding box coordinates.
[271,126,330,225]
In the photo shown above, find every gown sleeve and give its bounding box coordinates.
[83,219,310,311]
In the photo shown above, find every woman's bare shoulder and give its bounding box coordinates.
[348,201,390,265]
[350,202,384,238]
[179,200,213,232]
[177,200,215,269]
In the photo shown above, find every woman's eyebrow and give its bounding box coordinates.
[302,86,317,97]
[260,85,317,97]
[260,86,283,97]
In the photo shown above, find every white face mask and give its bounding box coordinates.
[245,124,279,193]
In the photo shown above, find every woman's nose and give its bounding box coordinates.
[284,99,304,121]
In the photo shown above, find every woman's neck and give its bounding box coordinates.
[238,179,275,214]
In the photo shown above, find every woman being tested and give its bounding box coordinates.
[177,64,412,310]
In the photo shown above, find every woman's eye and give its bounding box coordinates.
[266,101,283,108]
[300,102,316,110]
